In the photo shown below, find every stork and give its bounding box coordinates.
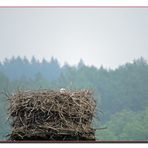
[60,88,66,93]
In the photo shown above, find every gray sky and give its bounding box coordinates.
[0,8,148,68]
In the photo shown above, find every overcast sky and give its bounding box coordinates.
[0,8,148,68]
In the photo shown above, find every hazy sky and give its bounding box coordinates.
[0,8,148,68]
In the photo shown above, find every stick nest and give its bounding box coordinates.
[8,89,96,140]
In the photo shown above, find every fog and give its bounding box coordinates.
[0,8,148,68]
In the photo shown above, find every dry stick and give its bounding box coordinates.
[18,113,25,127]
[9,89,96,140]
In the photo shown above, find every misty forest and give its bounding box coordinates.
[0,56,148,140]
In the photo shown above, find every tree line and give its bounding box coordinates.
[0,57,148,140]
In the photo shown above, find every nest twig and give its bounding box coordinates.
[8,89,96,140]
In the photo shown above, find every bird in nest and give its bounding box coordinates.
[60,88,66,93]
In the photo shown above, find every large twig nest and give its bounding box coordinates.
[8,89,96,140]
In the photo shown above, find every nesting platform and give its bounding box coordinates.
[8,89,96,141]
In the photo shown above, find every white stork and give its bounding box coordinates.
[60,88,66,93]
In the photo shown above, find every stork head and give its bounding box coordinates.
[60,88,66,93]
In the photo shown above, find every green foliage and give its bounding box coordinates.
[0,57,148,140]
[96,108,148,140]
[0,72,9,90]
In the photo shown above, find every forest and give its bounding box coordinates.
[0,56,148,140]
